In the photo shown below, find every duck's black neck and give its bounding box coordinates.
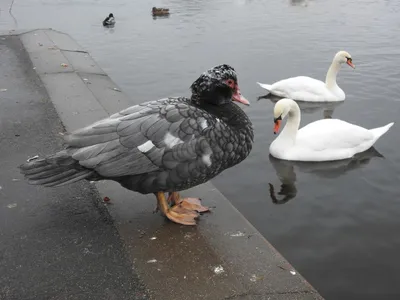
[191,98,252,131]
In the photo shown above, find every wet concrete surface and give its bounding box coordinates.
[98,181,323,300]
[0,35,149,300]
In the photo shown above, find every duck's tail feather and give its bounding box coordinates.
[370,122,394,141]
[257,82,272,91]
[19,150,96,187]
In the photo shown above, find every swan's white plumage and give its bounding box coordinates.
[257,76,344,102]
[258,51,354,102]
[270,99,393,162]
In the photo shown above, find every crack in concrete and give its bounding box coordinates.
[61,49,89,54]
[77,72,108,77]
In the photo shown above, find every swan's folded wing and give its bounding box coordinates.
[64,98,217,177]
[271,76,327,101]
[297,119,374,151]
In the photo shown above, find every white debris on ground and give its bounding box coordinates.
[150,237,157,240]
[184,232,195,240]
[278,265,297,275]
[213,265,224,275]
[250,274,264,282]
[230,231,245,237]
[147,259,157,263]
[7,203,17,209]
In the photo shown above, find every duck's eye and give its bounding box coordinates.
[346,57,352,62]
[225,79,235,88]
[274,115,282,123]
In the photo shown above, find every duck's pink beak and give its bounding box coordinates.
[232,86,250,106]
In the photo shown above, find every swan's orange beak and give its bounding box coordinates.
[346,60,355,69]
[274,120,281,134]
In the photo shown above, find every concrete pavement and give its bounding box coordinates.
[0,35,149,300]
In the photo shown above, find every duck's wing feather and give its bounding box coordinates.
[64,98,219,178]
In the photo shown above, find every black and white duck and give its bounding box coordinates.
[102,13,116,26]
[19,64,254,226]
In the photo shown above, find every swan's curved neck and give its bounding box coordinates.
[278,103,301,144]
[325,60,341,89]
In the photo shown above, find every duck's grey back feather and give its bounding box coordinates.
[65,98,212,178]
[20,97,253,193]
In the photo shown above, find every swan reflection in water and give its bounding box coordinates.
[268,147,384,205]
[257,94,344,119]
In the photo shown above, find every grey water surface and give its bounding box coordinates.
[1,0,400,299]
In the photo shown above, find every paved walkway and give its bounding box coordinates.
[0,35,149,300]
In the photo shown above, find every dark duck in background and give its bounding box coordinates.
[20,65,254,226]
[102,13,116,26]
[152,7,170,16]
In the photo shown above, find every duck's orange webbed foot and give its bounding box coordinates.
[156,192,198,226]
[168,192,210,213]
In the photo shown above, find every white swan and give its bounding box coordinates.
[270,98,393,162]
[257,51,355,102]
